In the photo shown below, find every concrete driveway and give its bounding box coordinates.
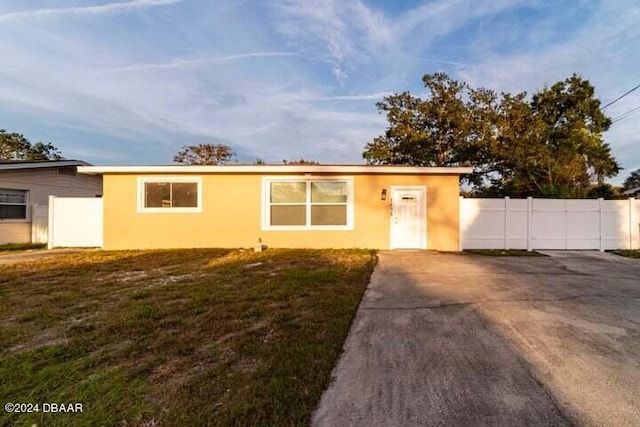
[313,251,640,427]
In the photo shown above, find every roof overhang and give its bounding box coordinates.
[0,160,91,171]
[77,165,474,175]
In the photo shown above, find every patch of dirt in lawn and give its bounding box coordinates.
[97,269,200,288]
[0,249,96,264]
[148,358,192,392]
[9,329,68,354]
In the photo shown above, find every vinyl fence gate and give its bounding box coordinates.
[460,197,640,251]
[48,196,103,248]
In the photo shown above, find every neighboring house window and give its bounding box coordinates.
[0,189,28,220]
[263,178,353,229]
[137,178,202,213]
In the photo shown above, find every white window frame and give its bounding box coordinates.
[137,177,203,213]
[0,188,29,222]
[261,176,354,230]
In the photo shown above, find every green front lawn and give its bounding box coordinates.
[0,248,376,426]
[612,250,640,258]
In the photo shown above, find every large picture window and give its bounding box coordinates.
[264,178,353,229]
[0,189,28,220]
[137,178,202,213]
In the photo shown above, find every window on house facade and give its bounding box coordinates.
[138,178,202,213]
[264,178,353,229]
[0,189,28,220]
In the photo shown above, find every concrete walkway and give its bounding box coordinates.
[312,251,640,427]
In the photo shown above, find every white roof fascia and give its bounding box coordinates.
[77,165,474,175]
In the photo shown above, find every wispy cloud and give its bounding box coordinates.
[0,0,187,22]
[458,1,640,96]
[270,0,525,84]
[456,0,640,176]
[98,52,298,73]
[401,54,471,69]
[312,92,392,101]
[271,0,393,83]
[395,0,526,39]
[0,0,637,174]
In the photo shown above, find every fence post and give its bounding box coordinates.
[630,198,636,250]
[598,198,604,252]
[47,196,55,250]
[564,199,568,250]
[633,198,639,250]
[527,197,533,251]
[504,196,510,250]
[459,196,463,251]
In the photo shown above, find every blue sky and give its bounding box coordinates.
[0,0,638,181]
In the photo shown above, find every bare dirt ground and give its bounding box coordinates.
[0,249,95,264]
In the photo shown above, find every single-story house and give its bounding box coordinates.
[0,160,102,244]
[77,165,472,251]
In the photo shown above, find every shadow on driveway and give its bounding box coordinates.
[313,251,640,427]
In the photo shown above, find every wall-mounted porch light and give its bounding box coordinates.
[381,188,387,201]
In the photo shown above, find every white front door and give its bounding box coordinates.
[390,188,426,249]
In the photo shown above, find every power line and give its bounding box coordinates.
[611,105,640,123]
[601,82,640,110]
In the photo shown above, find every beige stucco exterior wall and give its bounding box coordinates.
[102,173,461,251]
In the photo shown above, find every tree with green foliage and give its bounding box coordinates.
[173,143,235,165]
[282,158,319,165]
[0,129,63,161]
[586,183,623,199]
[484,76,619,197]
[363,73,472,167]
[526,75,618,194]
[364,73,620,197]
[623,169,640,191]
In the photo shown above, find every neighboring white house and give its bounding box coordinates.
[0,160,102,245]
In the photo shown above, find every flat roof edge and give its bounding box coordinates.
[77,165,474,175]
[0,160,91,170]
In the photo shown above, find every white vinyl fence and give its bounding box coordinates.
[47,196,103,249]
[460,197,640,251]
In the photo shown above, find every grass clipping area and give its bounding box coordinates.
[0,248,376,426]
